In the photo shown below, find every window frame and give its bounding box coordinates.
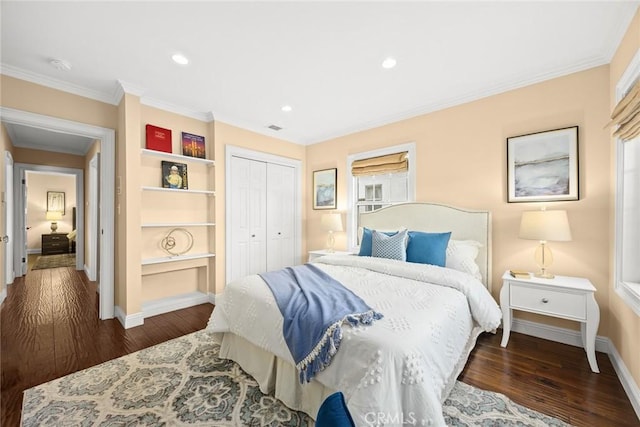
[346,142,416,251]
[614,48,640,316]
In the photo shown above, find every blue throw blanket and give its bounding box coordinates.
[259,263,383,383]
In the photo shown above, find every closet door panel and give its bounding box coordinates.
[266,163,296,271]
[229,157,267,281]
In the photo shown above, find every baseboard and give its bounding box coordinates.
[114,305,144,329]
[510,318,640,420]
[27,248,39,255]
[141,291,209,319]
[0,287,6,306]
[607,338,640,419]
[510,318,609,353]
[208,292,216,304]
[84,264,92,280]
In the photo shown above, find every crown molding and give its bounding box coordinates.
[112,79,146,105]
[306,55,610,145]
[603,3,640,63]
[0,63,116,105]
[141,97,214,122]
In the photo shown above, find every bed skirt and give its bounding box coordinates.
[214,325,486,423]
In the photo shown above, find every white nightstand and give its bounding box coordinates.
[308,249,353,262]
[500,271,600,373]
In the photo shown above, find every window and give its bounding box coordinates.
[615,49,640,316]
[346,143,416,250]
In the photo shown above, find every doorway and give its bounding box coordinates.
[1,107,115,320]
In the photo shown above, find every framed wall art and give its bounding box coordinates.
[47,191,65,214]
[313,168,337,210]
[507,126,579,203]
[181,132,206,159]
[161,161,189,190]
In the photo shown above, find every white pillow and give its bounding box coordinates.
[446,240,482,281]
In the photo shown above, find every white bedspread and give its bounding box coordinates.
[208,255,501,427]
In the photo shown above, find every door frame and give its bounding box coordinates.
[88,153,99,281]
[4,151,14,290]
[225,145,302,283]
[1,107,115,320]
[18,165,84,274]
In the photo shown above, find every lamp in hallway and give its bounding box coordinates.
[519,208,572,279]
[321,213,343,253]
[46,211,63,233]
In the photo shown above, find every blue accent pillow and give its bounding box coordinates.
[406,231,452,267]
[358,227,398,256]
[372,229,408,261]
[316,392,355,427]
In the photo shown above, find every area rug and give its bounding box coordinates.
[21,330,570,426]
[31,253,76,270]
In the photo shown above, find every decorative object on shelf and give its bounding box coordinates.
[160,228,194,256]
[507,126,579,203]
[518,208,572,279]
[161,161,188,189]
[145,124,172,153]
[45,210,63,233]
[47,191,65,214]
[313,168,337,210]
[181,132,206,159]
[321,213,343,252]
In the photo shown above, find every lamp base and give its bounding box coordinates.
[534,270,555,279]
[326,231,335,253]
[50,222,58,233]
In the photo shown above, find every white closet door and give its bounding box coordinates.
[266,163,296,271]
[229,156,267,282]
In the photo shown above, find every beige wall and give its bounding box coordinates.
[213,121,307,293]
[609,7,640,394]
[308,65,612,335]
[26,172,76,250]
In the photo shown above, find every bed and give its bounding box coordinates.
[207,202,502,426]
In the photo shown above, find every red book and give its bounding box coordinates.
[145,124,172,153]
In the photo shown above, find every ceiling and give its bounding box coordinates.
[1,1,639,149]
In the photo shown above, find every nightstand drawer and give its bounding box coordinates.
[510,284,586,320]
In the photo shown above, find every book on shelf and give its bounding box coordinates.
[146,124,172,153]
[181,132,206,159]
[509,269,531,279]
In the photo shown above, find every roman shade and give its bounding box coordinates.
[351,152,408,177]
[609,78,640,141]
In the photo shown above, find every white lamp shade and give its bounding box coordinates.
[321,213,343,232]
[45,211,63,221]
[519,210,572,242]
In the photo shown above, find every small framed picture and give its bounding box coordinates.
[161,161,188,190]
[507,126,579,203]
[313,168,337,210]
[181,132,206,159]
[47,191,65,214]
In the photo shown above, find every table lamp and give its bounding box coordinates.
[321,213,343,253]
[519,208,572,279]
[46,211,63,233]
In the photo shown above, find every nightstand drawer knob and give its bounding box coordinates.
[541,298,549,304]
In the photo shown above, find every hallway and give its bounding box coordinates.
[0,266,213,426]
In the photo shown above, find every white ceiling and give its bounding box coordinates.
[1,1,638,149]
[5,123,95,155]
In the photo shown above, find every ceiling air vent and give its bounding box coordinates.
[267,124,283,131]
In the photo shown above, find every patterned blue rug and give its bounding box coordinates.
[21,330,571,426]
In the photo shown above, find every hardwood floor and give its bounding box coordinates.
[1,265,638,426]
[0,266,213,427]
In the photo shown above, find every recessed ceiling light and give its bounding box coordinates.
[382,57,397,69]
[171,53,189,65]
[49,58,72,71]
[281,105,292,112]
